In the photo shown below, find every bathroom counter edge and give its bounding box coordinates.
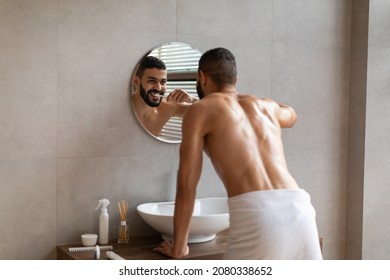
[57,229,229,260]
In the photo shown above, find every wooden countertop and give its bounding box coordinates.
[57,229,229,260]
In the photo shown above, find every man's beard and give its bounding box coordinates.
[140,84,163,107]
[196,80,205,99]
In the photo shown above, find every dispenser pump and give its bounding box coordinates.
[95,199,110,213]
[95,198,110,244]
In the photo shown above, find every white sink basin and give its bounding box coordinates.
[137,197,229,243]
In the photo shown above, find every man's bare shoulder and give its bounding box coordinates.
[183,98,209,118]
[182,95,223,128]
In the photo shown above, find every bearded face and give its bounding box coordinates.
[138,68,167,107]
[139,83,164,107]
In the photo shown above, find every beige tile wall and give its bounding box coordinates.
[1,0,387,260]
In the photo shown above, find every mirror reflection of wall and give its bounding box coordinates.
[130,42,202,143]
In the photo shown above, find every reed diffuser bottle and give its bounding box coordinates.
[117,200,129,243]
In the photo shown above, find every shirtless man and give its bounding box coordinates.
[131,56,197,137]
[154,48,322,260]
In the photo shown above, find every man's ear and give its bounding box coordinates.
[132,77,140,92]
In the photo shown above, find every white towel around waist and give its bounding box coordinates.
[223,189,323,260]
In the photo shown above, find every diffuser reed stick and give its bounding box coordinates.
[117,200,129,243]
[118,200,128,221]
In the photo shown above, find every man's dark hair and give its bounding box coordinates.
[136,56,166,78]
[198,48,237,86]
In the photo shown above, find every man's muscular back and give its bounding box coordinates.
[191,92,299,197]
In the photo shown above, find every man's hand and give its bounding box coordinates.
[166,89,197,103]
[153,240,189,259]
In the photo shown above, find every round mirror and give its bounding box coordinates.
[130,42,202,143]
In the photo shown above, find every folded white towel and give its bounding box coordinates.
[223,189,323,260]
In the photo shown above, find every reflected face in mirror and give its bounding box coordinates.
[132,56,192,138]
[138,69,166,107]
[130,42,202,143]
[136,57,167,107]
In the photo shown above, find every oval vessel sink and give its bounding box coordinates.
[137,197,229,243]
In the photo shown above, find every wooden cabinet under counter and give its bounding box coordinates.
[57,229,229,260]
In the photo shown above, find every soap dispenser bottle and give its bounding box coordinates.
[95,198,110,244]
